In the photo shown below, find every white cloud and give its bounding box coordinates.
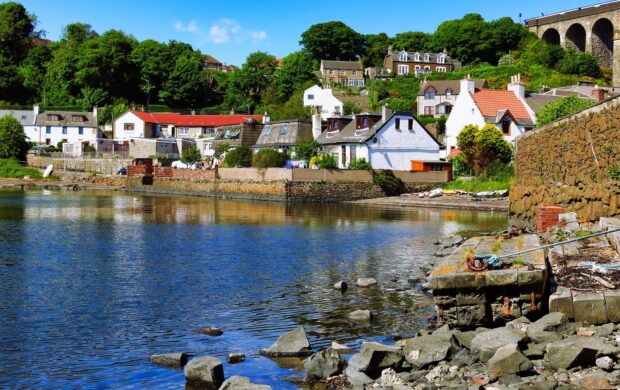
[209,19,241,43]
[250,30,267,43]
[173,20,198,33]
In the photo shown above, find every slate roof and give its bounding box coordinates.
[0,109,35,126]
[419,79,487,96]
[472,89,534,125]
[524,93,563,114]
[129,110,262,127]
[203,55,222,65]
[321,60,363,71]
[35,111,97,127]
[253,120,314,148]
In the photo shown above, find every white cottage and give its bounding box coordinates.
[303,85,344,120]
[27,106,99,145]
[444,75,536,157]
[316,107,441,170]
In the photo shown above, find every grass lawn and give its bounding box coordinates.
[442,175,514,193]
[0,159,43,179]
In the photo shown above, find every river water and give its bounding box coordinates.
[0,190,507,389]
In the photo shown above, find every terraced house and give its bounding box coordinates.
[319,60,365,87]
[384,49,461,76]
[25,106,99,145]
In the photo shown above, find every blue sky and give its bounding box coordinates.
[19,0,597,65]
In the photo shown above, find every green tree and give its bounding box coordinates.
[252,148,288,168]
[536,95,593,127]
[372,170,406,196]
[131,39,173,106]
[363,33,392,67]
[223,145,252,167]
[159,50,208,107]
[0,2,37,65]
[343,100,361,115]
[257,89,310,121]
[225,51,276,113]
[0,114,29,160]
[291,138,322,160]
[0,55,25,102]
[181,144,202,164]
[300,21,366,61]
[315,153,338,169]
[274,51,318,102]
[558,49,602,78]
[18,44,52,102]
[392,31,431,52]
[457,123,512,175]
[518,38,564,68]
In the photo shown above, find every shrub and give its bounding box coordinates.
[373,170,406,196]
[348,157,372,169]
[0,159,42,178]
[181,144,202,164]
[536,95,593,127]
[223,145,252,167]
[457,124,512,175]
[292,138,322,160]
[558,50,602,78]
[317,153,338,169]
[0,115,30,161]
[56,139,67,151]
[214,142,230,159]
[343,100,362,115]
[252,149,288,168]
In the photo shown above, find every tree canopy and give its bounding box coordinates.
[536,95,593,127]
[457,124,512,175]
[0,114,29,160]
[300,21,366,61]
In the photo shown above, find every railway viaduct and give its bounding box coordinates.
[525,1,620,86]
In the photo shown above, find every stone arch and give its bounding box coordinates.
[566,23,587,53]
[592,18,614,68]
[542,28,561,45]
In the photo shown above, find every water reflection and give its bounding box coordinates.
[0,190,506,389]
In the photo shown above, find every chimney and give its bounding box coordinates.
[592,87,608,102]
[381,104,393,122]
[230,108,235,115]
[460,74,475,95]
[507,73,525,98]
[191,109,195,115]
[92,106,98,118]
[540,85,550,93]
[33,104,40,118]
[312,108,322,139]
[140,104,145,112]
[263,112,271,124]
[387,45,393,55]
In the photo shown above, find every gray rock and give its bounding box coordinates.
[528,312,568,332]
[227,353,245,364]
[487,343,533,378]
[522,342,546,359]
[596,323,615,337]
[334,281,348,293]
[453,329,485,350]
[347,342,404,378]
[404,332,456,368]
[596,356,614,370]
[259,326,312,357]
[198,327,223,336]
[303,348,346,379]
[149,352,189,369]
[331,341,354,353]
[546,337,601,370]
[218,375,272,390]
[347,309,372,322]
[184,356,224,389]
[470,327,527,362]
[345,367,374,387]
[356,278,377,287]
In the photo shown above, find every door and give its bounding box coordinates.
[341,145,347,167]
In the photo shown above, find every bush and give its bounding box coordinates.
[214,142,230,159]
[223,145,252,167]
[0,159,42,178]
[309,153,338,169]
[457,124,512,175]
[292,138,322,160]
[56,139,67,151]
[0,115,30,161]
[181,144,202,164]
[536,95,593,127]
[373,170,406,196]
[343,100,361,115]
[252,149,288,168]
[558,50,602,78]
[450,152,470,178]
[348,157,372,169]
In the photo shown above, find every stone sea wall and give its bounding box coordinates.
[511,97,620,228]
[28,156,131,175]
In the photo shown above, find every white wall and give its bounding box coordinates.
[368,114,440,170]
[444,91,486,157]
[25,125,98,145]
[417,92,457,116]
[303,85,344,120]
[114,111,147,140]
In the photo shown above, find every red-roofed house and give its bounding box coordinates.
[444,75,536,157]
[113,110,263,140]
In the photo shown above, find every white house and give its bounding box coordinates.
[303,85,344,120]
[315,106,441,170]
[27,106,99,145]
[417,79,487,117]
[444,75,536,157]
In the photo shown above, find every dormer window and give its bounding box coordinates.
[424,87,436,100]
[72,115,85,122]
[424,53,430,62]
[446,89,453,99]
[399,51,408,61]
[438,54,445,64]
[413,52,420,61]
[47,114,60,121]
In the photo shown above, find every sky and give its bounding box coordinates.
[18,0,601,65]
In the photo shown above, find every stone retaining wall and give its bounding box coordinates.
[28,156,132,175]
[511,97,620,228]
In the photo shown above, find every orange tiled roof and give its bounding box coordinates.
[472,89,532,120]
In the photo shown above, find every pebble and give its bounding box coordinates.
[198,327,223,336]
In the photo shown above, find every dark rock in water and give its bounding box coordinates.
[149,352,189,369]
[487,343,533,379]
[304,348,346,379]
[404,331,457,368]
[259,326,312,357]
[198,327,223,336]
[347,309,372,322]
[219,375,272,389]
[184,356,224,389]
[227,353,245,364]
[470,327,527,362]
[356,278,377,287]
[334,281,348,293]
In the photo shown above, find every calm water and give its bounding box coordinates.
[0,190,507,389]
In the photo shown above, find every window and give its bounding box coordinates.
[348,79,364,87]
[414,65,421,73]
[333,121,339,130]
[47,114,60,121]
[45,126,51,134]
[179,127,189,135]
[124,123,134,131]
[21,115,26,120]
[414,52,420,61]
[502,119,511,135]
[307,94,314,100]
[408,119,414,130]
[329,69,334,75]
[363,117,368,127]
[424,106,435,115]
[264,125,272,134]
[339,70,345,75]
[397,64,409,75]
[399,51,408,61]
[436,66,447,73]
[62,127,67,134]
[72,115,84,122]
[424,53,430,62]
[446,89,453,99]
[352,70,357,76]
[78,127,83,135]
[424,88,436,100]
[280,124,288,134]
[424,66,431,73]
[395,118,401,130]
[438,54,445,64]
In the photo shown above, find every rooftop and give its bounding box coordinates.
[472,89,533,121]
[129,111,262,127]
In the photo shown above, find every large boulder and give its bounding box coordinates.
[404,332,457,368]
[218,375,272,390]
[260,327,312,357]
[528,312,568,332]
[487,343,533,379]
[304,348,346,379]
[346,342,404,379]
[184,356,224,389]
[149,352,189,369]
[470,327,527,362]
[546,336,618,370]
